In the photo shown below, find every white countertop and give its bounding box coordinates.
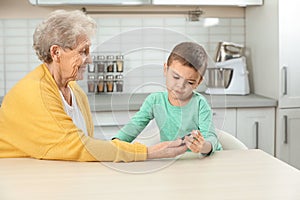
[87,93,277,111]
[0,93,277,110]
[0,149,299,200]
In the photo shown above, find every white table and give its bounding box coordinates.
[0,149,299,200]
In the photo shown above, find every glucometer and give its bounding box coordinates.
[181,133,191,140]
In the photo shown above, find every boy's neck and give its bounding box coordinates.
[168,93,193,107]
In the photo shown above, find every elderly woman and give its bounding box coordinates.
[0,10,187,162]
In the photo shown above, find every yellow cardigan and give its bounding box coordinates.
[0,64,147,162]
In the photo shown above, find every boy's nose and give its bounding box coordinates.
[177,79,186,89]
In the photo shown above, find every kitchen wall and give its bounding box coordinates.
[0,0,246,95]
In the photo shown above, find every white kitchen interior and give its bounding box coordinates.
[0,0,299,171]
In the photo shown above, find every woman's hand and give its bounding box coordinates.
[183,130,212,154]
[147,139,187,159]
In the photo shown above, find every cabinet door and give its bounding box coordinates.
[236,108,275,155]
[94,126,121,140]
[277,109,300,169]
[212,108,236,137]
[279,0,300,108]
[92,111,137,139]
[92,111,137,126]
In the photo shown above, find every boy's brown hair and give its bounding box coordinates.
[167,42,208,76]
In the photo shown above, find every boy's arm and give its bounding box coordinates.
[114,95,154,142]
[198,100,222,155]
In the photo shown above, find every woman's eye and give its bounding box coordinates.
[189,82,195,85]
[173,76,180,79]
[79,48,89,56]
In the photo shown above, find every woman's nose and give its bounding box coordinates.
[85,54,93,64]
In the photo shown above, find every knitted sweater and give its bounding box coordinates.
[0,64,147,162]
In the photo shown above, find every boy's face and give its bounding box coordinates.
[164,60,202,104]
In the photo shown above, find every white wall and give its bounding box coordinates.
[0,0,246,95]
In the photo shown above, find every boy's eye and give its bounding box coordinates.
[173,76,180,79]
[188,82,195,85]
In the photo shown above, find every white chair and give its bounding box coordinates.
[216,129,248,150]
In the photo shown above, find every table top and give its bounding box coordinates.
[0,149,299,200]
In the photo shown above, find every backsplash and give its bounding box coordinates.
[0,16,245,96]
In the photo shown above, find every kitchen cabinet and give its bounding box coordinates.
[92,106,275,155]
[236,108,275,155]
[246,0,300,168]
[212,108,237,137]
[278,1,300,108]
[92,111,135,139]
[277,109,300,169]
[92,111,160,145]
[213,107,275,155]
[152,0,263,6]
[246,0,300,106]
[28,0,263,6]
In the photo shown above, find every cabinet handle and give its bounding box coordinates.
[282,66,288,95]
[255,121,259,149]
[284,115,288,144]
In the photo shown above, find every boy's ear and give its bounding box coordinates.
[196,76,203,86]
[163,63,168,76]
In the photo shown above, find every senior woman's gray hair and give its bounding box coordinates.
[33,10,97,63]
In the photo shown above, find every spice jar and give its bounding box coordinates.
[97,55,105,73]
[88,63,95,73]
[97,75,105,93]
[106,74,114,92]
[115,74,123,92]
[106,55,115,72]
[87,75,96,93]
[116,55,124,72]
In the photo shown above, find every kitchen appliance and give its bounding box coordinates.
[205,56,250,95]
[206,68,233,89]
[215,41,244,62]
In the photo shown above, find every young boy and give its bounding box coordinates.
[114,42,222,155]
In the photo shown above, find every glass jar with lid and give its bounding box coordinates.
[116,55,124,72]
[87,75,96,93]
[97,75,105,93]
[97,55,106,73]
[106,74,114,92]
[115,74,123,92]
[88,63,95,73]
[106,55,115,72]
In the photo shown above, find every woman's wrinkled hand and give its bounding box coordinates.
[147,138,187,159]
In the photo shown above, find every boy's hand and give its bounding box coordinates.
[183,130,212,154]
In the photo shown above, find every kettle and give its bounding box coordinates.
[215,41,244,62]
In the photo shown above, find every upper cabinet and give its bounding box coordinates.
[28,0,263,6]
[152,0,263,6]
[246,0,300,108]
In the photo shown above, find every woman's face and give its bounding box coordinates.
[164,60,202,104]
[59,35,92,81]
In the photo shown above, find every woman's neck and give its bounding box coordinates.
[45,63,72,105]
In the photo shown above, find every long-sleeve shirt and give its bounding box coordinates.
[115,92,222,154]
[0,64,147,162]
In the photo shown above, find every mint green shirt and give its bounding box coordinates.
[115,91,222,153]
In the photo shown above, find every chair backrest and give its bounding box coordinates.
[216,129,248,150]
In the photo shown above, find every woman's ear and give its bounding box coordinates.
[50,45,60,62]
